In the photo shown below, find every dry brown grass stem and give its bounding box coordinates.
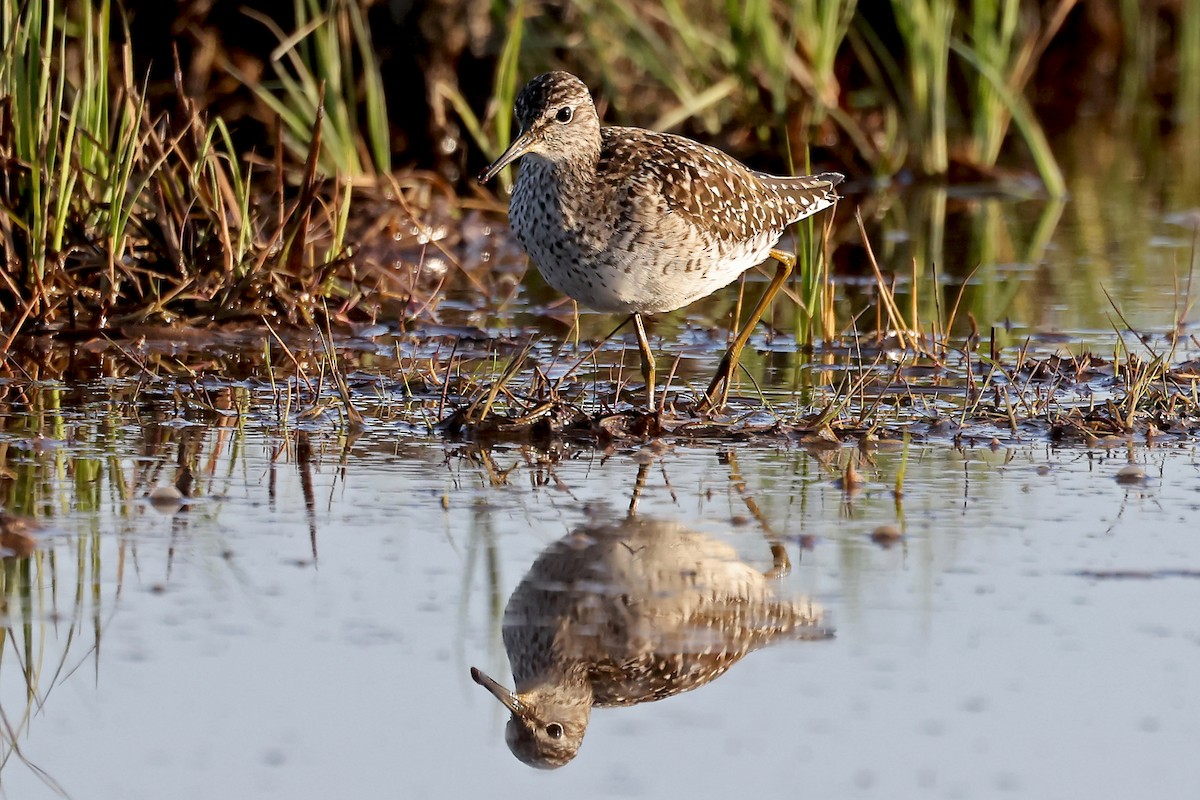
[855,208,925,356]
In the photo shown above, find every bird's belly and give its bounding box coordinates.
[517,216,778,316]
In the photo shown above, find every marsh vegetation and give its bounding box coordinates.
[0,3,1199,795]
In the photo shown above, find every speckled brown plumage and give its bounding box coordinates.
[470,517,830,768]
[479,71,843,409]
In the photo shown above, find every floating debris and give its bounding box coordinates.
[869,524,904,548]
[1115,464,1148,484]
[1076,569,1200,580]
[148,485,186,512]
[0,513,37,558]
[834,461,865,491]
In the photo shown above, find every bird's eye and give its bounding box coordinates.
[545,723,564,739]
[555,106,573,124]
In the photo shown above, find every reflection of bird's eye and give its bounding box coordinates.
[545,723,564,739]
[555,106,573,124]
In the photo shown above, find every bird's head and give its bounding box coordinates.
[478,72,600,183]
[470,666,592,768]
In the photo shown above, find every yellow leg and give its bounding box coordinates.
[701,249,795,411]
[633,313,657,410]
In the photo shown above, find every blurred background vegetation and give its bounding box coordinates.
[0,0,1196,334]
[132,0,1196,185]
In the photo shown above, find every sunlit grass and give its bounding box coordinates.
[1179,0,1200,127]
[0,0,386,340]
[236,0,391,178]
[460,0,1188,197]
[440,0,527,191]
[0,0,1197,362]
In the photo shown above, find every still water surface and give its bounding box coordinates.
[3,130,1200,798]
[1,416,1197,798]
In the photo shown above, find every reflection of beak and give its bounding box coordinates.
[478,129,536,183]
[471,667,525,716]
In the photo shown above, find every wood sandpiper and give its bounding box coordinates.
[479,71,843,410]
[470,516,829,767]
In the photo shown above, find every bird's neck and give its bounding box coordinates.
[514,152,600,233]
[515,658,594,700]
[533,151,598,192]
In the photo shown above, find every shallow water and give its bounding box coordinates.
[1,401,1198,798]
[3,130,1200,797]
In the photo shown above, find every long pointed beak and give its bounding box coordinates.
[478,129,536,184]
[470,667,525,715]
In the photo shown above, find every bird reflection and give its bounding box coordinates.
[471,514,830,768]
